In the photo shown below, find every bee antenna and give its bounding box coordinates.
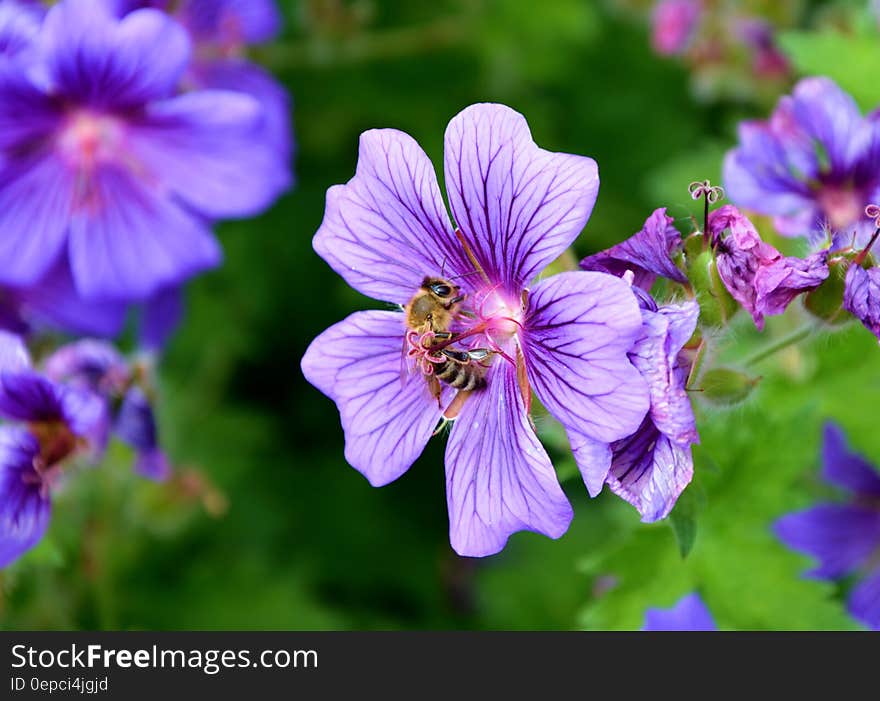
[447,270,483,281]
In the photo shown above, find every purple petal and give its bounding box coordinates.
[301,310,444,487]
[0,426,49,568]
[178,0,281,44]
[849,567,880,631]
[445,362,573,557]
[821,422,880,497]
[643,592,717,631]
[774,505,880,579]
[444,103,599,292]
[313,129,466,305]
[607,418,694,522]
[0,330,31,374]
[0,60,60,152]
[754,250,829,317]
[186,58,293,164]
[68,164,222,300]
[114,386,158,452]
[41,1,190,108]
[567,430,611,497]
[0,154,73,288]
[580,208,687,287]
[0,370,67,423]
[10,256,128,338]
[790,77,865,175]
[844,264,880,341]
[0,1,41,58]
[134,447,171,481]
[131,90,289,219]
[139,284,182,350]
[650,0,701,56]
[522,271,649,444]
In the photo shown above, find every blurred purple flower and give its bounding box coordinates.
[734,18,789,80]
[651,0,701,57]
[710,205,828,329]
[580,207,687,288]
[0,0,288,303]
[774,422,880,630]
[724,77,880,244]
[0,331,104,567]
[45,340,170,480]
[301,103,650,557]
[643,592,717,631]
[600,297,700,522]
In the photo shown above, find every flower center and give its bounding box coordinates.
[57,110,123,168]
[476,289,523,341]
[28,420,78,471]
[817,185,863,231]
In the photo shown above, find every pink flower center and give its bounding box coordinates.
[817,185,863,231]
[476,288,523,341]
[57,110,124,168]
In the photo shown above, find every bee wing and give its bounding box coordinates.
[399,334,413,388]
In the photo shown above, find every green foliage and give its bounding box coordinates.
[779,29,880,110]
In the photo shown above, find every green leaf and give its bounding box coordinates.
[778,30,880,111]
[668,484,702,559]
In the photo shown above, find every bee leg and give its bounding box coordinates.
[443,390,472,421]
[429,375,442,408]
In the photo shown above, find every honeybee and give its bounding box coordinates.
[403,276,491,399]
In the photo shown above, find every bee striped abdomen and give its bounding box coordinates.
[434,360,486,391]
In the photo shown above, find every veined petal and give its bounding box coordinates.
[566,429,611,497]
[774,504,880,579]
[444,103,599,292]
[643,592,717,631]
[314,129,466,305]
[849,567,880,631]
[821,422,880,498]
[41,1,190,107]
[607,419,694,522]
[522,271,649,444]
[0,426,49,568]
[301,310,444,487]
[844,264,880,341]
[0,154,74,287]
[68,164,222,300]
[0,370,66,423]
[114,386,158,452]
[445,362,573,557]
[722,148,814,220]
[132,90,289,219]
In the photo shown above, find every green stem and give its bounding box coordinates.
[744,324,814,366]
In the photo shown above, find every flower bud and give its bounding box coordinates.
[803,257,849,325]
[698,366,760,407]
[686,250,739,327]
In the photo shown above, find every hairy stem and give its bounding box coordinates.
[745,324,814,366]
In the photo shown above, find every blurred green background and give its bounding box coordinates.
[2,0,879,630]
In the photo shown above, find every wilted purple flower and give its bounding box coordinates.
[600,297,700,522]
[774,422,880,630]
[651,0,701,57]
[0,331,103,567]
[45,340,170,480]
[711,205,828,329]
[0,0,288,303]
[724,77,880,244]
[844,265,880,341]
[580,207,687,289]
[301,103,650,557]
[642,592,717,631]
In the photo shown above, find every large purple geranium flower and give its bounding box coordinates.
[642,592,717,631]
[0,0,288,302]
[301,103,650,557]
[774,422,880,630]
[0,331,103,567]
[724,77,880,244]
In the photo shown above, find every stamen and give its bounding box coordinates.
[455,229,492,286]
[855,204,880,265]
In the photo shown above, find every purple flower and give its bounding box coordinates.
[843,264,880,341]
[599,298,700,522]
[774,422,880,630]
[117,0,293,171]
[0,331,103,567]
[301,103,650,557]
[724,77,880,244]
[45,339,170,480]
[651,0,701,57]
[734,18,789,80]
[580,207,687,289]
[0,0,288,303]
[642,592,717,631]
[711,205,828,329]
